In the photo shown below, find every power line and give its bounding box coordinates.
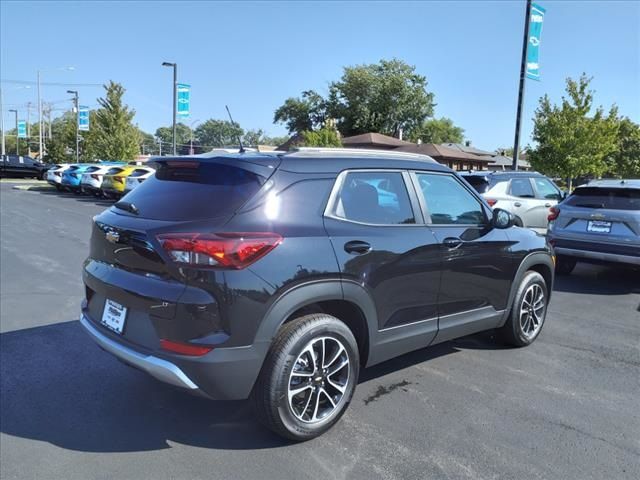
[1,79,103,87]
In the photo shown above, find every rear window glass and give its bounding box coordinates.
[85,166,100,173]
[129,169,150,177]
[116,162,266,220]
[67,165,80,171]
[566,187,640,211]
[462,176,491,194]
[106,167,124,175]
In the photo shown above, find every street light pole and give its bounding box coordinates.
[162,62,178,155]
[0,87,5,155]
[38,70,42,159]
[67,90,79,163]
[512,0,533,171]
[9,109,18,155]
[189,119,201,155]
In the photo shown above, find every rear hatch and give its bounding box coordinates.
[551,186,640,255]
[84,156,279,350]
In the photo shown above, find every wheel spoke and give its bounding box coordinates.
[300,388,314,420]
[311,389,321,421]
[321,387,336,408]
[291,370,314,377]
[327,376,346,393]
[328,358,349,377]
[288,384,312,401]
[325,344,345,370]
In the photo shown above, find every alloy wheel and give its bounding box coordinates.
[288,337,350,424]
[519,283,545,339]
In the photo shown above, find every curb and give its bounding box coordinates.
[12,185,55,192]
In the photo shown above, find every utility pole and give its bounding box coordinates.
[0,87,5,155]
[9,109,18,155]
[37,70,42,159]
[512,0,532,171]
[162,62,178,155]
[67,90,79,163]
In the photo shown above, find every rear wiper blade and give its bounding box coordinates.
[114,201,138,215]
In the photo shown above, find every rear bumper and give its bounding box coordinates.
[80,313,201,391]
[554,247,640,266]
[79,310,269,400]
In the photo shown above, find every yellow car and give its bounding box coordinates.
[101,165,139,198]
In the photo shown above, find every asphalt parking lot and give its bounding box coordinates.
[1,180,639,480]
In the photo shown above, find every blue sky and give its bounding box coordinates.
[1,0,639,151]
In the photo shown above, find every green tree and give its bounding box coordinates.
[300,126,342,147]
[274,90,327,134]
[85,81,140,161]
[607,117,640,178]
[327,58,435,138]
[42,112,76,163]
[408,117,464,144]
[195,119,244,148]
[243,129,289,147]
[154,123,192,154]
[529,75,619,189]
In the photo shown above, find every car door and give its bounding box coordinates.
[508,177,540,227]
[531,177,563,227]
[410,171,515,342]
[324,169,442,347]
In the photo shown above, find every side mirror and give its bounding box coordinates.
[492,208,515,229]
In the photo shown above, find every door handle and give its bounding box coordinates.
[514,202,522,207]
[344,240,371,255]
[442,237,463,249]
[544,203,552,208]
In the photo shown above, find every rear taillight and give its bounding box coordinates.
[114,176,124,184]
[548,206,560,221]
[160,339,213,356]
[91,174,101,180]
[486,198,497,207]
[157,232,282,269]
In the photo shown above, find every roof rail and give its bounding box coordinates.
[287,147,436,162]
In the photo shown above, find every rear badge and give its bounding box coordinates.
[106,230,120,244]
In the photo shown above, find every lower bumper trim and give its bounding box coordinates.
[79,314,199,390]
[555,247,640,266]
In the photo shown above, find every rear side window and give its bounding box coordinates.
[329,171,415,225]
[566,187,640,211]
[415,173,485,225]
[462,176,491,194]
[533,177,562,200]
[118,161,266,220]
[510,178,535,198]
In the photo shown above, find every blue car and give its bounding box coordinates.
[61,162,124,192]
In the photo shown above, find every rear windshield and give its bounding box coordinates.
[129,169,151,177]
[67,165,80,171]
[106,167,124,175]
[115,161,266,220]
[85,166,100,173]
[462,176,491,194]
[566,187,640,211]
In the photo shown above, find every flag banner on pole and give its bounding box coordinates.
[177,83,190,117]
[17,121,27,138]
[78,106,90,131]
[526,3,546,81]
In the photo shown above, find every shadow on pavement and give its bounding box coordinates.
[0,319,502,453]
[554,263,640,296]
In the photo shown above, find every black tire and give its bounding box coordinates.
[252,313,360,441]
[555,256,577,275]
[499,271,548,347]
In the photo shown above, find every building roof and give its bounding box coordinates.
[394,143,491,162]
[441,143,494,156]
[481,154,531,169]
[341,132,413,148]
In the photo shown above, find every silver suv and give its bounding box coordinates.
[460,172,565,230]
[548,179,640,274]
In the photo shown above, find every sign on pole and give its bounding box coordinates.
[78,105,90,131]
[17,120,27,138]
[526,3,546,80]
[177,83,190,117]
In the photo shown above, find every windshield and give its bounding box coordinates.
[566,187,640,210]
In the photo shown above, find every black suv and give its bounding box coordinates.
[0,155,50,179]
[80,149,554,440]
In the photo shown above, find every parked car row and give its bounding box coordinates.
[0,155,52,179]
[46,162,155,198]
[460,172,639,273]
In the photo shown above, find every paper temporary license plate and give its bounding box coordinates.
[587,220,612,234]
[101,299,127,334]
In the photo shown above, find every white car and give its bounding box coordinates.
[124,166,155,193]
[80,165,118,196]
[46,164,72,189]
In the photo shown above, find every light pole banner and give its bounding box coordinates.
[17,120,27,138]
[526,3,546,80]
[177,83,190,117]
[78,106,90,131]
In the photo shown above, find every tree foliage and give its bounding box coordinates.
[408,117,464,144]
[528,75,619,186]
[84,81,140,160]
[607,117,640,178]
[299,126,342,147]
[155,123,192,154]
[327,59,435,138]
[194,119,243,148]
[273,90,327,135]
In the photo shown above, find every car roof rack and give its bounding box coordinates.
[286,147,437,163]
